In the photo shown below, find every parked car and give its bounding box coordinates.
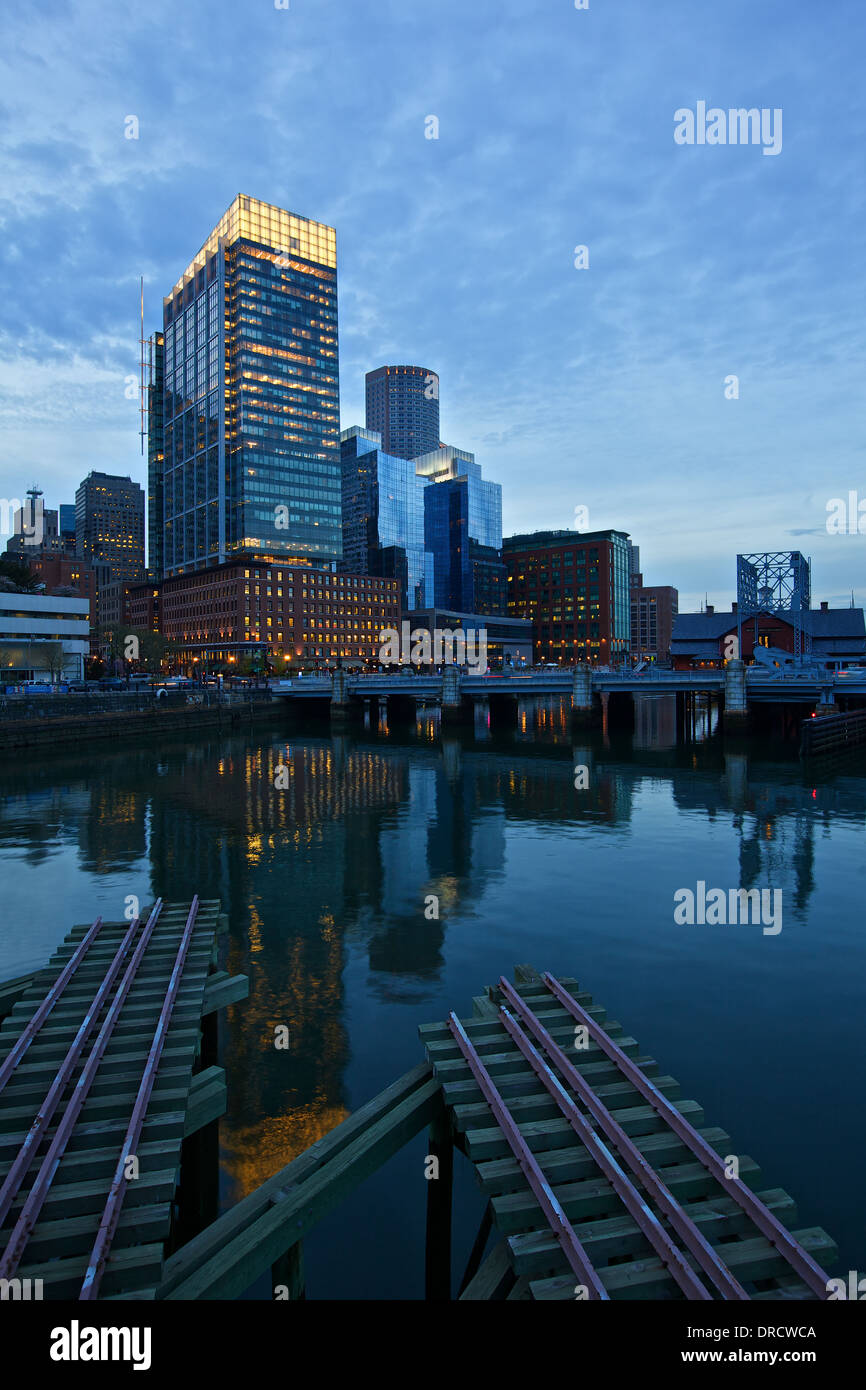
[66,680,87,693]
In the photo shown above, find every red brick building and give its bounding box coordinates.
[157,560,401,668]
[502,529,631,665]
[670,603,866,670]
[630,579,678,664]
[23,552,111,643]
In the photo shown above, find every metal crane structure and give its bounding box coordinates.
[736,551,812,663]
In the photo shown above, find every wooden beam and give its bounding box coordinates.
[201,971,249,1016]
[161,1074,440,1300]
[158,1062,434,1298]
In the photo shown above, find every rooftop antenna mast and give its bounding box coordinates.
[139,275,147,456]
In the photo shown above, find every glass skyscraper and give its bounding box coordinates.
[154,195,340,578]
[365,365,440,460]
[340,427,433,609]
[415,446,504,613]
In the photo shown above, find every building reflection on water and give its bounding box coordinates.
[0,697,864,1212]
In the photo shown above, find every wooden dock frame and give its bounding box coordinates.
[155,961,838,1302]
[3,942,840,1300]
[0,901,248,1299]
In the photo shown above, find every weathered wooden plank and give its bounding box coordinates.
[15,1243,166,1299]
[7,1167,178,1220]
[474,1124,734,1194]
[464,1099,705,1163]
[509,1189,797,1277]
[22,1202,172,1263]
[491,1156,762,1234]
[430,1034,641,1082]
[529,1229,838,1300]
[451,1073,682,1134]
[441,1053,660,1108]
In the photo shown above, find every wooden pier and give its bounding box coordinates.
[0,898,247,1299]
[0,939,839,1300]
[420,967,838,1300]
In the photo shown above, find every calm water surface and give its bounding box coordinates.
[1,696,864,1296]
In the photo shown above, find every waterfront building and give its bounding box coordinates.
[0,592,90,683]
[670,602,866,670]
[340,427,433,609]
[158,559,399,668]
[365,364,440,460]
[630,576,679,664]
[408,607,532,668]
[74,471,145,583]
[503,528,632,665]
[151,195,340,579]
[416,445,505,615]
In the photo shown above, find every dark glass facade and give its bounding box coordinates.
[146,331,164,579]
[158,196,340,578]
[420,449,504,614]
[365,364,440,460]
[340,428,433,609]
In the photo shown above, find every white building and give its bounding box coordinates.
[0,592,90,683]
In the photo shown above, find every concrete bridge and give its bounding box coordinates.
[272,661,866,731]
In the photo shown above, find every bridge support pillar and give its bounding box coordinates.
[571,664,602,728]
[330,670,361,725]
[440,665,472,726]
[723,659,751,732]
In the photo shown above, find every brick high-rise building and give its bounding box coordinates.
[630,579,678,664]
[503,528,631,665]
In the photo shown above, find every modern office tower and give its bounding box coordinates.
[74,472,145,582]
[503,528,632,665]
[416,446,505,614]
[365,365,440,460]
[154,195,340,579]
[340,427,434,609]
[146,330,165,579]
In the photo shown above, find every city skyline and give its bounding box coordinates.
[1,0,864,614]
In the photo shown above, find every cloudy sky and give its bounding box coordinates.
[1,0,863,610]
